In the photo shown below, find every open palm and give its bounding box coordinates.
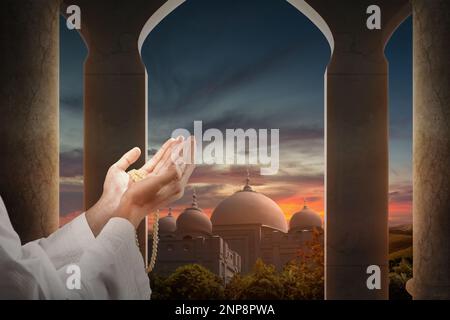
[102,137,183,212]
[86,137,188,235]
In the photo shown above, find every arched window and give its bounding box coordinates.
[139,0,331,241]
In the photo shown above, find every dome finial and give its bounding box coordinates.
[303,197,308,209]
[243,168,253,191]
[168,207,173,217]
[192,188,199,208]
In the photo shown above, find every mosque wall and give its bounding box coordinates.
[212,224,262,274]
[260,227,320,270]
[150,235,241,283]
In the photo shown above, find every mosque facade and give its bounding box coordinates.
[150,177,323,283]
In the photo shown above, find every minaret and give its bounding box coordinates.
[243,168,253,192]
[176,187,212,237]
[168,207,173,217]
[191,188,199,209]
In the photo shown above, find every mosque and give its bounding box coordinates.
[149,175,323,283]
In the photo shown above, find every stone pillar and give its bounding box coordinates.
[407,0,450,300]
[66,0,166,262]
[0,0,60,243]
[305,0,410,299]
[84,47,148,259]
[326,42,390,300]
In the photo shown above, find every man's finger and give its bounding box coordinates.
[115,147,141,171]
[157,136,192,174]
[183,136,196,165]
[168,141,184,166]
[137,165,179,196]
[141,137,178,173]
[175,157,186,177]
[181,163,195,186]
[154,137,184,174]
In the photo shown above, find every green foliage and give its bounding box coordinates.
[280,261,323,300]
[150,232,414,300]
[226,229,324,300]
[389,258,412,300]
[150,264,225,300]
[225,259,284,300]
[148,273,170,300]
[280,229,324,300]
[150,231,325,300]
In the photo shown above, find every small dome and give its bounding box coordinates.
[289,202,322,232]
[159,208,177,233]
[211,173,288,232]
[176,191,212,237]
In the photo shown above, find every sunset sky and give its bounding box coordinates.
[59,0,413,227]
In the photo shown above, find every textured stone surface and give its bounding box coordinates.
[411,0,450,300]
[0,0,60,243]
[326,70,389,299]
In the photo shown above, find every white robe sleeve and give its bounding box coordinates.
[68,218,152,300]
[0,196,151,300]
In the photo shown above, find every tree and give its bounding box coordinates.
[151,264,225,300]
[224,273,247,300]
[149,273,170,300]
[225,259,284,300]
[152,230,325,300]
[225,230,324,300]
[280,228,324,300]
[389,258,412,300]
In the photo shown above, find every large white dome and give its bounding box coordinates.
[289,204,322,231]
[211,180,288,232]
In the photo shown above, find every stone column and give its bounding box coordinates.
[326,41,390,300]
[407,0,450,300]
[305,0,410,299]
[0,0,60,243]
[84,47,148,260]
[66,0,166,261]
